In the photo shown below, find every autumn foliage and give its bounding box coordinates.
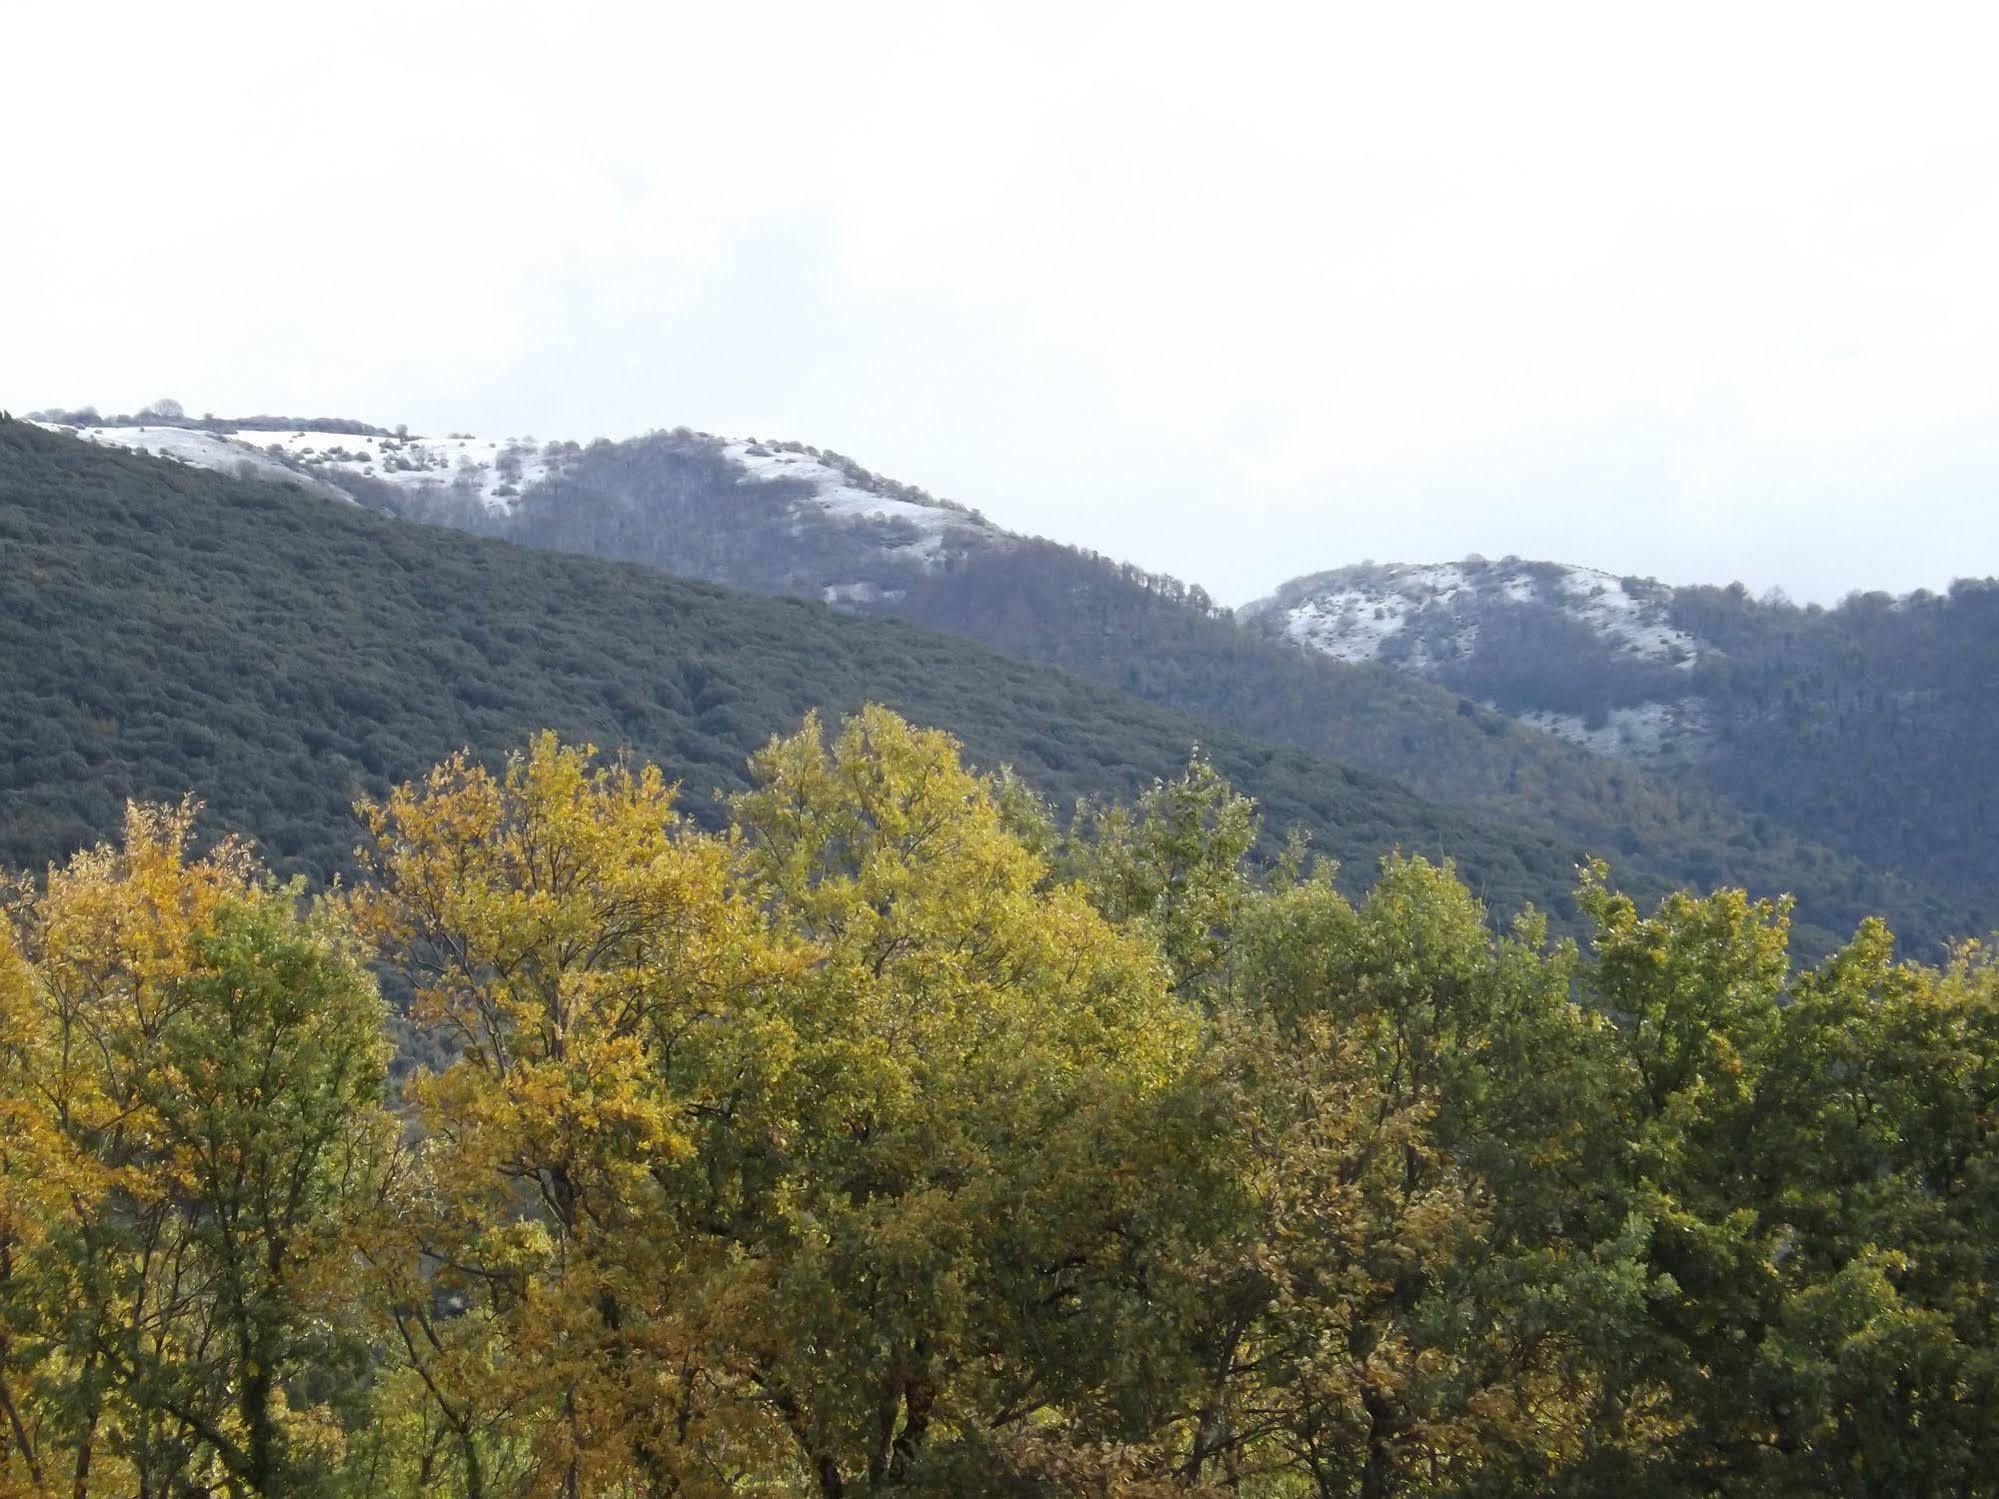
[4,709,1997,1496]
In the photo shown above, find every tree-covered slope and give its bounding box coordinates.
[1,420,1597,924]
[37,417,1978,949]
[1245,556,1999,929]
[1673,580,1999,900]
[497,433,1970,948]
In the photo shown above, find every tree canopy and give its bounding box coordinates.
[5,707,1996,1496]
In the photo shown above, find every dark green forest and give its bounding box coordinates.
[0,422,1593,924]
[411,430,1973,952]
[1236,559,1999,935]
[1673,579,1999,900]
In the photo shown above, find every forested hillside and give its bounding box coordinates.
[5,420,1977,951]
[0,420,1594,926]
[39,415,1993,947]
[1674,580,1999,898]
[1245,557,1999,923]
[485,432,1977,948]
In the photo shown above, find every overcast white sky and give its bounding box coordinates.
[7,1,1997,604]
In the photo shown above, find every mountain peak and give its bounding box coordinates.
[29,416,1016,576]
[1242,557,1714,760]
[1244,557,1704,671]
[723,438,1001,575]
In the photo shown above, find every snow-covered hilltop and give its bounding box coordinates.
[34,416,995,540]
[1242,558,1717,760]
[30,412,1017,605]
[232,428,567,514]
[721,439,1000,588]
[1242,559,1703,669]
[34,418,568,515]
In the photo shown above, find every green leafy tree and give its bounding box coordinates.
[1,802,392,1497]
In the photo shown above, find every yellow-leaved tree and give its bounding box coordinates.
[0,801,393,1498]
[351,732,807,1496]
[352,710,1198,1496]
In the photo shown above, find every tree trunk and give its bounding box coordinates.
[243,1364,276,1495]
[69,1353,101,1499]
[889,1380,935,1480]
[1359,1390,1397,1499]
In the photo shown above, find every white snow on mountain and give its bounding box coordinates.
[34,422,567,514]
[33,424,1009,566]
[1242,559,1716,763]
[1516,700,1713,757]
[238,429,565,514]
[1245,560,1703,671]
[724,441,992,566]
[1260,562,1469,664]
[37,424,358,501]
[1550,567,1702,666]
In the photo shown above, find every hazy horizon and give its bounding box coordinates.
[8,1,1997,606]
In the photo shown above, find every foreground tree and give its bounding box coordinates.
[353,711,1195,1494]
[0,802,392,1497]
[352,732,803,1495]
[1127,855,1633,1497]
[724,709,1197,1491]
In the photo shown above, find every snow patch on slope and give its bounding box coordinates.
[1271,562,1474,664]
[1251,561,1703,670]
[722,441,979,564]
[33,423,568,515]
[42,416,1028,607]
[1244,558,1719,764]
[1515,700,1712,759]
[37,423,356,501]
[821,581,906,605]
[243,430,564,515]
[1551,569,1701,667]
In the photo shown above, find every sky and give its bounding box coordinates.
[6,0,1998,606]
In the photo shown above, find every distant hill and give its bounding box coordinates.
[3,419,1631,933]
[1242,559,1710,759]
[22,414,1981,952]
[1247,557,1999,924]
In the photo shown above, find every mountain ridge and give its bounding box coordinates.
[1252,554,1999,924]
[21,410,1993,949]
[1241,557,1716,760]
[1,419,1616,935]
